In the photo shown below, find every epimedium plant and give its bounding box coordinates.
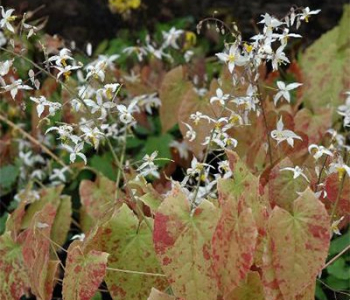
[0,3,349,300]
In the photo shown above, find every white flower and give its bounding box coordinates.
[0,7,16,33]
[47,48,73,67]
[123,46,147,62]
[62,142,87,164]
[86,60,106,82]
[218,160,233,179]
[280,166,309,182]
[299,7,321,23]
[137,93,161,114]
[184,50,194,63]
[274,81,302,105]
[85,93,116,120]
[271,45,290,71]
[273,28,302,46]
[46,124,76,142]
[331,216,344,236]
[210,88,230,106]
[0,59,13,77]
[3,79,32,100]
[146,44,172,61]
[30,96,48,118]
[216,44,248,73]
[183,122,196,142]
[162,27,183,49]
[100,83,120,100]
[94,54,119,70]
[308,144,333,161]
[80,126,104,149]
[271,117,302,147]
[54,65,81,80]
[138,151,158,171]
[50,166,70,183]
[186,157,213,179]
[169,140,189,160]
[329,157,350,180]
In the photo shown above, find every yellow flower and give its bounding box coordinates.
[109,0,141,14]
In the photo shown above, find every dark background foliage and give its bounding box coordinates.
[2,0,348,47]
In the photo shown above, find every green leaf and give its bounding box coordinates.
[330,229,350,256]
[159,66,192,133]
[325,275,350,290]
[266,188,330,300]
[315,282,327,300]
[326,257,350,280]
[137,134,173,167]
[300,5,350,114]
[0,213,8,235]
[62,242,109,300]
[0,164,19,189]
[90,153,118,181]
[85,204,167,300]
[153,184,219,300]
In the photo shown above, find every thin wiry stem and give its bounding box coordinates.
[106,267,166,277]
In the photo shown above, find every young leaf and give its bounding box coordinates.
[153,184,219,300]
[212,194,258,296]
[62,242,109,300]
[85,204,167,300]
[0,231,30,300]
[267,188,330,299]
[22,203,59,300]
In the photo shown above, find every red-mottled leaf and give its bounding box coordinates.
[153,184,219,300]
[212,193,258,296]
[147,288,177,300]
[62,242,109,300]
[324,173,350,216]
[159,66,192,133]
[22,203,59,300]
[294,108,332,145]
[300,5,350,114]
[0,231,30,300]
[261,238,284,300]
[268,157,309,212]
[79,173,117,232]
[267,188,330,299]
[226,271,265,300]
[85,204,167,300]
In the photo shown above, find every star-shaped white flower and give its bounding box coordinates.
[271,117,302,147]
[274,81,302,105]
[0,7,16,33]
[280,166,309,182]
